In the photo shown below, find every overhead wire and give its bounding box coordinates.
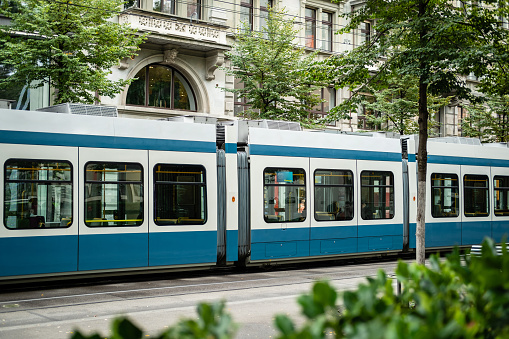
[45,0,365,50]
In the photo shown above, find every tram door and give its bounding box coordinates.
[78,148,149,271]
[148,150,218,267]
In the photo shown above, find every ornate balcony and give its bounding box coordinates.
[119,8,229,51]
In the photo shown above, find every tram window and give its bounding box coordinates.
[431,173,459,218]
[360,171,394,220]
[464,174,489,217]
[314,169,354,221]
[494,176,509,216]
[154,164,206,225]
[4,159,73,229]
[85,162,143,227]
[264,168,306,223]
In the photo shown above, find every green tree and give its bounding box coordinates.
[352,75,449,135]
[323,0,509,264]
[223,8,341,126]
[462,95,509,143]
[0,0,146,105]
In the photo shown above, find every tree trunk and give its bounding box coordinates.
[415,0,428,265]
[416,78,428,265]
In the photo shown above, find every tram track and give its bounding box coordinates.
[0,260,400,314]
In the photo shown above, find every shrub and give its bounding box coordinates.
[275,238,509,339]
[71,301,236,339]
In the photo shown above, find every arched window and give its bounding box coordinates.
[126,64,197,111]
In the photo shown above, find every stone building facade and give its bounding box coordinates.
[5,0,478,137]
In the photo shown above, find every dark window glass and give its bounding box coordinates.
[149,65,172,108]
[360,171,394,220]
[305,8,316,48]
[431,173,459,218]
[464,174,489,217]
[154,164,206,225]
[264,168,306,223]
[495,176,509,216]
[126,65,197,111]
[85,163,143,227]
[314,170,354,221]
[126,68,146,106]
[4,160,72,229]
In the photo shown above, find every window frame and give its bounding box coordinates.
[84,161,144,228]
[259,0,273,29]
[463,174,490,218]
[360,170,395,220]
[153,163,208,226]
[430,173,460,218]
[263,167,306,223]
[153,0,176,14]
[305,7,317,49]
[126,64,197,112]
[4,158,73,230]
[494,175,509,217]
[321,11,333,52]
[314,169,354,222]
[240,0,254,30]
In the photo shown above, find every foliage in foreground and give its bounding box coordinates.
[70,238,509,339]
[71,301,236,339]
[275,238,509,338]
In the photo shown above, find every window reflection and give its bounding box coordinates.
[126,64,197,112]
[314,170,354,221]
[264,168,306,223]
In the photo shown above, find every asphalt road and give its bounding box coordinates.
[0,259,403,338]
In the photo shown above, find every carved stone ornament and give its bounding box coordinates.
[118,57,130,70]
[163,48,179,64]
[205,51,225,81]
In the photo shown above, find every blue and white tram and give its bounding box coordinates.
[0,109,221,279]
[1,108,508,281]
[407,138,509,249]
[241,126,407,262]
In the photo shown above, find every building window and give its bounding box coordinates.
[4,160,73,229]
[305,8,316,48]
[125,0,140,9]
[314,169,354,221]
[356,21,371,46]
[85,162,143,227]
[358,99,381,131]
[126,65,197,111]
[321,12,333,51]
[259,0,273,30]
[360,171,394,220]
[153,0,175,14]
[431,173,459,218]
[187,0,201,19]
[264,168,306,223]
[240,0,253,30]
[494,176,509,216]
[308,87,336,120]
[464,174,489,217]
[154,164,207,225]
[233,79,251,116]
